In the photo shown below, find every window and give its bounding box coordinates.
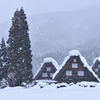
[98,65,100,68]
[47,67,51,71]
[72,63,78,68]
[95,68,99,72]
[50,73,54,77]
[78,71,84,76]
[73,59,77,62]
[66,70,72,76]
[42,73,48,78]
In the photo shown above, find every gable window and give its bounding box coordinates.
[73,59,77,62]
[98,65,100,68]
[47,67,51,71]
[50,73,54,77]
[72,63,78,68]
[66,70,72,76]
[78,71,84,76]
[95,68,99,72]
[42,73,48,78]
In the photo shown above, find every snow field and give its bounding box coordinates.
[0,82,100,100]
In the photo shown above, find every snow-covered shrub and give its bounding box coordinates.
[0,79,8,89]
[21,80,36,88]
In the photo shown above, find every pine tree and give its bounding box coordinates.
[0,38,7,80]
[7,8,33,86]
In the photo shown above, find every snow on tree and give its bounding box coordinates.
[0,38,8,88]
[0,38,7,80]
[6,8,33,87]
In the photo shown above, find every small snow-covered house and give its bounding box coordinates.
[92,57,100,78]
[34,58,59,80]
[53,50,99,83]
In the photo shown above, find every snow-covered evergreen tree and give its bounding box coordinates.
[6,8,33,87]
[0,38,7,80]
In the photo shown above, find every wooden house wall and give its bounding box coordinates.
[55,56,98,83]
[92,60,100,78]
[34,62,57,80]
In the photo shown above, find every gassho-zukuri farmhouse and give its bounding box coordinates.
[33,50,100,84]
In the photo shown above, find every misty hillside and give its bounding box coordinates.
[1,6,100,73]
[29,6,100,56]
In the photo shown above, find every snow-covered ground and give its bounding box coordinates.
[0,82,100,100]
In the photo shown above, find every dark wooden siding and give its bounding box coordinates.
[92,60,100,78]
[34,62,57,80]
[55,56,98,83]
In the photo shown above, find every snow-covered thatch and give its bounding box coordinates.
[69,50,81,56]
[33,57,59,79]
[93,57,100,64]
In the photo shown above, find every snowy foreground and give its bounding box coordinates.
[0,82,100,100]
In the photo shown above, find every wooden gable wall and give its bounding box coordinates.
[34,62,57,80]
[92,60,100,78]
[54,56,98,83]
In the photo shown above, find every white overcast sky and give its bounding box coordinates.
[0,0,100,23]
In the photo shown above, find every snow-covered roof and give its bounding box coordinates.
[69,50,81,56]
[93,57,100,64]
[33,57,59,79]
[43,58,59,69]
[53,56,70,79]
[53,50,100,82]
